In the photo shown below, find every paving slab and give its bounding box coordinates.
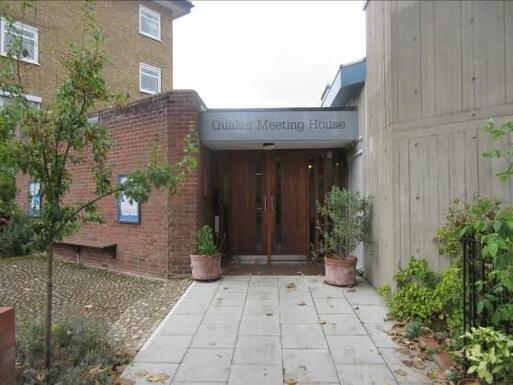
[173,348,233,383]
[319,314,367,335]
[227,364,283,385]
[283,348,339,384]
[123,276,433,385]
[233,336,282,365]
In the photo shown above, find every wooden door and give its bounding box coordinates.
[229,152,267,255]
[229,151,309,257]
[270,151,309,255]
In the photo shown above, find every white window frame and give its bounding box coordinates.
[139,5,161,41]
[0,18,39,65]
[139,63,161,95]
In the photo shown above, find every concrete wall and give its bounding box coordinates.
[363,0,513,286]
[1,0,174,104]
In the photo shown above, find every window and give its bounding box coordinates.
[28,181,41,217]
[0,18,38,64]
[118,175,140,224]
[139,63,161,94]
[139,5,161,41]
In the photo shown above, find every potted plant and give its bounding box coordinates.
[190,225,222,281]
[316,186,371,287]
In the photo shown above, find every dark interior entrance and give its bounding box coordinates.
[207,149,347,262]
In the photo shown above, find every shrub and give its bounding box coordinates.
[436,266,463,336]
[16,316,125,385]
[464,327,513,384]
[387,258,443,322]
[316,186,371,258]
[377,284,391,303]
[404,319,424,339]
[0,210,34,257]
[435,197,503,265]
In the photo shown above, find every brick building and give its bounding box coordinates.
[0,0,192,106]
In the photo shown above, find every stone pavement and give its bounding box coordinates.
[123,275,437,385]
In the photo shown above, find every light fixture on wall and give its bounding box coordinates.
[263,142,275,150]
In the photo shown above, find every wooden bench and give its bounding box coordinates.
[55,240,117,259]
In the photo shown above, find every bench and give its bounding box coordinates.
[55,240,117,259]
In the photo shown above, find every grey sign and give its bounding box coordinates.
[200,109,358,150]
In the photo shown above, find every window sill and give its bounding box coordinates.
[139,30,161,42]
[139,88,159,95]
[0,52,39,65]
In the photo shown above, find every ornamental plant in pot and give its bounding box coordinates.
[190,225,222,281]
[317,186,371,287]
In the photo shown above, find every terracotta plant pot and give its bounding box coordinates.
[457,379,481,385]
[324,254,357,287]
[190,254,222,281]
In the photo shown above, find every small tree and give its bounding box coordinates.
[482,119,513,182]
[316,186,371,258]
[0,2,198,376]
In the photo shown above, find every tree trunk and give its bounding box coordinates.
[43,245,53,377]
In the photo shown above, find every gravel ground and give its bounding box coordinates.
[0,256,191,353]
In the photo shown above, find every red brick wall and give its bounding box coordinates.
[17,91,205,278]
[0,307,15,385]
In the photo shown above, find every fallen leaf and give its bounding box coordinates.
[402,360,413,367]
[146,373,170,383]
[83,304,94,310]
[394,369,407,376]
[133,370,148,377]
[296,301,306,306]
[266,313,273,316]
[286,379,298,385]
[319,320,327,325]
[286,283,297,289]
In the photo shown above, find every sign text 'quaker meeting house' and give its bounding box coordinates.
[199,108,358,150]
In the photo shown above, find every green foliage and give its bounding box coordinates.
[0,168,15,217]
[464,327,513,384]
[387,258,463,328]
[435,266,463,336]
[0,210,35,257]
[481,120,513,182]
[377,284,391,303]
[16,315,127,385]
[195,225,220,256]
[316,186,371,258]
[404,319,424,339]
[435,197,503,266]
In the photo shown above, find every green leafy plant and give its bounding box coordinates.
[464,327,513,384]
[435,197,503,266]
[0,2,198,373]
[435,266,463,336]
[481,120,513,182]
[316,186,371,259]
[0,210,35,257]
[387,258,443,322]
[404,319,424,339]
[195,225,220,256]
[377,284,391,303]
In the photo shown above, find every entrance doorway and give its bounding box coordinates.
[208,149,346,262]
[229,151,309,260]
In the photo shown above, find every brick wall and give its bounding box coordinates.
[1,0,174,105]
[17,91,205,278]
[0,307,15,385]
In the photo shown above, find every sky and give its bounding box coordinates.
[173,1,366,108]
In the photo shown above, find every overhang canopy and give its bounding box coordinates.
[321,58,366,108]
[200,108,358,150]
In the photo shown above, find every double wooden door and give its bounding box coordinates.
[229,151,309,259]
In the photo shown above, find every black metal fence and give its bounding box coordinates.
[462,237,512,335]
